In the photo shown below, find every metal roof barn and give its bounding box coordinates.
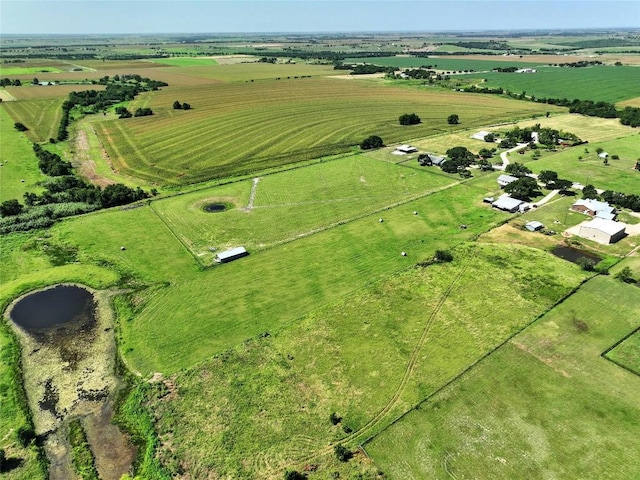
[215,246,248,263]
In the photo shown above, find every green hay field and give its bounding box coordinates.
[148,57,219,67]
[152,155,457,262]
[0,107,48,202]
[1,97,64,142]
[467,65,640,103]
[0,66,63,76]
[524,134,640,193]
[366,276,640,479]
[345,56,547,71]
[94,78,560,184]
[143,242,589,479]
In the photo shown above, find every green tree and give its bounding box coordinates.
[504,176,540,201]
[447,114,459,125]
[0,199,24,217]
[399,113,421,125]
[284,471,307,480]
[182,102,191,110]
[504,162,532,177]
[553,178,573,192]
[173,100,182,109]
[582,184,599,199]
[615,267,635,284]
[434,250,454,262]
[478,148,493,159]
[334,444,352,462]
[538,170,558,185]
[14,122,28,132]
[484,132,495,142]
[360,135,384,150]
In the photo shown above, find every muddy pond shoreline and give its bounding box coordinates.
[5,284,136,480]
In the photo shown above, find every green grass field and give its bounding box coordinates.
[0,66,63,76]
[152,155,457,263]
[524,134,640,193]
[0,106,48,202]
[366,275,640,479]
[467,65,640,103]
[94,77,560,184]
[148,57,219,67]
[143,242,589,479]
[1,97,64,142]
[345,56,547,71]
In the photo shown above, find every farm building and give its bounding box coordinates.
[393,144,418,155]
[516,68,537,73]
[497,174,519,187]
[215,246,249,263]
[525,221,544,232]
[598,152,609,159]
[578,218,626,244]
[571,199,616,220]
[492,194,524,213]
[418,153,447,166]
[472,131,492,141]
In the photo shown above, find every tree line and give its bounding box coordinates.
[56,75,167,140]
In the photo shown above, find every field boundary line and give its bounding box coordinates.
[600,324,640,377]
[147,203,206,268]
[356,272,597,449]
[292,245,478,469]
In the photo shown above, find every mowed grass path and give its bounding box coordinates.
[95,78,559,184]
[0,107,48,202]
[154,156,456,262]
[367,276,640,479]
[146,243,589,479]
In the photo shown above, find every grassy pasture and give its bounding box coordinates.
[148,57,219,67]
[509,113,636,143]
[367,276,640,479]
[0,66,63,76]
[144,242,588,479]
[524,134,640,193]
[158,63,337,82]
[2,84,105,101]
[153,155,456,262]
[118,181,515,375]
[467,65,640,103]
[1,97,64,142]
[94,78,560,184]
[0,106,48,202]
[345,56,547,71]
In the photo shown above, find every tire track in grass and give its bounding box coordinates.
[290,245,478,469]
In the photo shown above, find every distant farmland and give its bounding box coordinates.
[345,56,547,71]
[466,65,640,103]
[94,77,560,184]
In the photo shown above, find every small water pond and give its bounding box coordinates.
[11,285,95,331]
[7,285,135,480]
[552,245,601,265]
[203,202,231,213]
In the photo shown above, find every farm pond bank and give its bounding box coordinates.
[6,285,135,480]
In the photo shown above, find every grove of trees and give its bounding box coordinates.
[399,113,421,125]
[360,135,384,150]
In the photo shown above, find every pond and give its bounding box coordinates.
[7,285,136,480]
[11,285,95,331]
[203,202,230,213]
[552,245,602,265]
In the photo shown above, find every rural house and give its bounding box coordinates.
[571,199,616,220]
[578,218,626,244]
[215,246,249,263]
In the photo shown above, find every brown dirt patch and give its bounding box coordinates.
[73,127,116,188]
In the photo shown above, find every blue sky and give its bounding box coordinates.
[1,1,638,35]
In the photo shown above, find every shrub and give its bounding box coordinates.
[399,113,421,125]
[334,444,352,462]
[434,250,453,263]
[360,135,384,150]
[447,114,459,125]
